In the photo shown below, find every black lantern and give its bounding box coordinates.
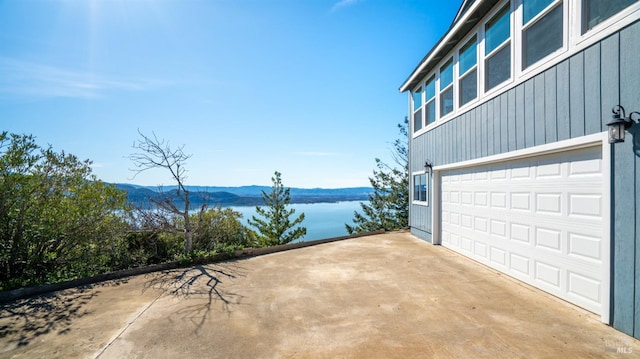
[424,160,433,175]
[607,105,636,144]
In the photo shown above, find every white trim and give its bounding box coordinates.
[434,132,606,171]
[601,131,611,325]
[431,131,611,323]
[432,170,442,245]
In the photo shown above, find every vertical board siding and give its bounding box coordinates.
[569,53,586,138]
[544,67,558,143]
[534,74,546,146]
[487,100,500,156]
[584,44,602,135]
[635,136,640,339]
[409,21,639,337]
[480,102,493,157]
[620,21,640,338]
[515,85,526,150]
[601,34,620,135]
[612,141,635,335]
[508,90,517,151]
[524,79,536,148]
[500,93,509,153]
[557,60,571,141]
[470,110,477,160]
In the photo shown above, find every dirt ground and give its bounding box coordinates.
[1,232,638,358]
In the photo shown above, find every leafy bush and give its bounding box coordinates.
[192,207,257,251]
[0,132,131,291]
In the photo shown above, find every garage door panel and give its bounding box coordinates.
[568,271,602,304]
[569,194,603,218]
[534,260,562,289]
[568,232,602,261]
[535,227,562,251]
[490,247,507,266]
[440,145,606,315]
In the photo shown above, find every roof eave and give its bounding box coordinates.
[399,0,501,93]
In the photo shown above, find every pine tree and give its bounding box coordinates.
[248,171,306,246]
[346,119,409,234]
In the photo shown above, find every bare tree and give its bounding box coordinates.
[128,130,199,253]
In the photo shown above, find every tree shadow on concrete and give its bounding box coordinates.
[0,279,129,348]
[143,261,247,335]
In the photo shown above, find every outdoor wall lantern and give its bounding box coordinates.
[607,105,638,144]
[424,160,433,175]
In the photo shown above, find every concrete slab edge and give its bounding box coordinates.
[0,230,386,304]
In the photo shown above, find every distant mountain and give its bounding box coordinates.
[113,184,372,208]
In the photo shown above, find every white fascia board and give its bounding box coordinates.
[399,0,484,93]
[433,132,607,171]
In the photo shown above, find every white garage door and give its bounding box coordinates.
[440,145,607,316]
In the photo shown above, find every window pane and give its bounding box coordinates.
[459,37,477,74]
[413,108,423,132]
[425,100,436,125]
[420,174,427,202]
[459,69,477,106]
[523,0,554,23]
[440,87,454,116]
[524,4,563,68]
[413,87,422,111]
[584,0,638,32]
[425,76,436,100]
[413,175,420,201]
[486,5,511,55]
[440,58,454,88]
[486,43,511,91]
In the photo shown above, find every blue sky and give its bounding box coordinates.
[1,0,460,188]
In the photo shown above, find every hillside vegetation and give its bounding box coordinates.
[1,132,355,292]
[116,184,372,208]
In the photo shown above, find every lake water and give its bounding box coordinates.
[228,201,367,243]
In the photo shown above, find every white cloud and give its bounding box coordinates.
[330,0,363,13]
[0,57,166,99]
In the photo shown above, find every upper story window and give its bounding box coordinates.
[484,4,511,91]
[583,0,639,32]
[523,0,564,69]
[413,87,423,132]
[425,75,436,125]
[458,36,478,107]
[440,58,454,117]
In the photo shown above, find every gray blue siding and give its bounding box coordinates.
[409,21,640,338]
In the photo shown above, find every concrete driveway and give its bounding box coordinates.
[1,232,638,358]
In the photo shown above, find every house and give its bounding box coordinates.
[400,0,640,338]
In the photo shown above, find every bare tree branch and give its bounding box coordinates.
[128,130,198,253]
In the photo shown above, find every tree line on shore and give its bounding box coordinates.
[0,121,408,292]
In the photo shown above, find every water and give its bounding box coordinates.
[228,201,367,243]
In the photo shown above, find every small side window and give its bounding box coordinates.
[413,173,428,204]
